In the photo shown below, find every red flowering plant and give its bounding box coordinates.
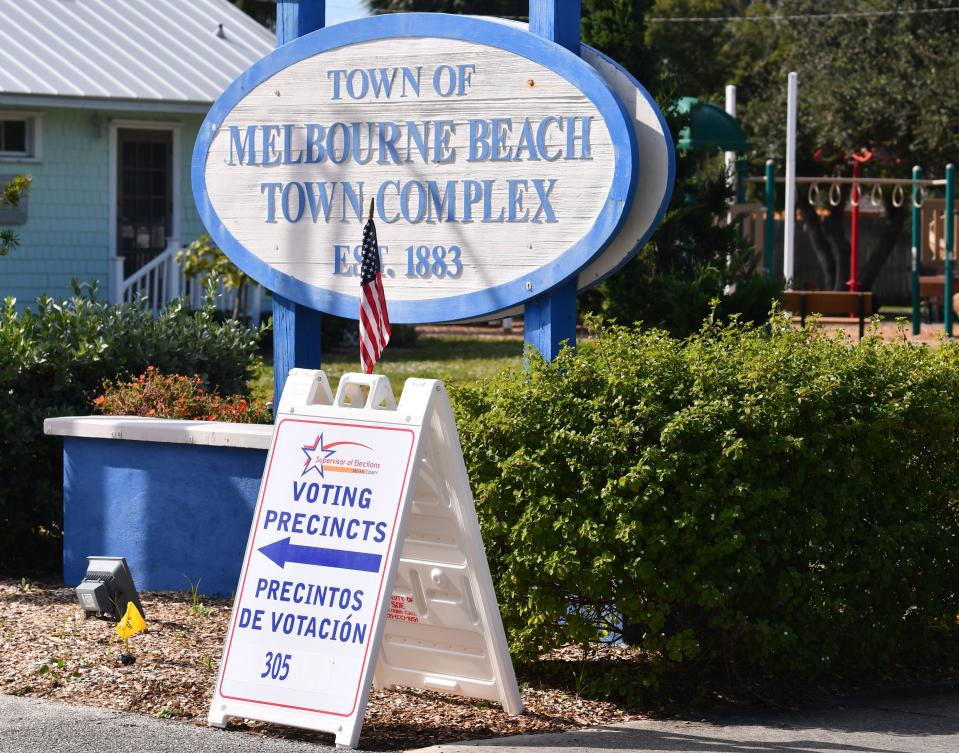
[93,366,271,424]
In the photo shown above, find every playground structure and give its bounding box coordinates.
[733,166,957,336]
[713,77,958,337]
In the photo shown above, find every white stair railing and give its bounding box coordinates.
[120,238,265,325]
[119,238,184,313]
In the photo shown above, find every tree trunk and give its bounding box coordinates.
[857,198,908,292]
[821,189,851,290]
[798,201,837,289]
[798,183,850,290]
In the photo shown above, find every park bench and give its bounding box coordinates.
[782,290,873,339]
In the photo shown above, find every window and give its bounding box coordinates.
[0,120,26,153]
[0,115,40,160]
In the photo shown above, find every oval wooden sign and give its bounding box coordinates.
[193,14,638,323]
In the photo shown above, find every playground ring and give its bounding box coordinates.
[807,182,820,206]
[912,185,924,209]
[869,183,883,207]
[892,184,905,208]
[828,182,843,206]
[850,184,862,207]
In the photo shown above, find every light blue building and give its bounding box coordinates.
[0,0,273,306]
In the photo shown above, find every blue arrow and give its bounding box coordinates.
[258,537,382,573]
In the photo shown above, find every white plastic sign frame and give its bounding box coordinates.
[209,370,522,748]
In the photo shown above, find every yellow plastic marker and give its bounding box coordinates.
[115,602,148,640]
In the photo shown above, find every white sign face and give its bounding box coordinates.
[215,416,417,720]
[194,15,638,323]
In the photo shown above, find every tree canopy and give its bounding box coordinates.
[734,0,959,172]
[231,0,275,28]
[645,0,745,97]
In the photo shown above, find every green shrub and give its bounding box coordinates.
[0,283,264,573]
[95,367,272,424]
[451,315,959,696]
[592,267,783,339]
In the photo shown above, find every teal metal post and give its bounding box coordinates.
[946,163,956,336]
[272,0,325,406]
[525,0,581,360]
[911,166,922,336]
[763,159,775,276]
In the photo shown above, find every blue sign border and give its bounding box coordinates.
[193,13,639,323]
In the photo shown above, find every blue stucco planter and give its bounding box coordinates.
[44,417,273,596]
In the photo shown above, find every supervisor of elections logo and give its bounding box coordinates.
[301,434,381,478]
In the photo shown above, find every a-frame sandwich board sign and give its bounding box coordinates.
[208,369,523,748]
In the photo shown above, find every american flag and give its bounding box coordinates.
[359,214,391,373]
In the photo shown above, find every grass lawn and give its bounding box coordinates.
[250,334,524,402]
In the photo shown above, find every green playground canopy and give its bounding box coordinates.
[675,97,749,152]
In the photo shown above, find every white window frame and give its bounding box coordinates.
[0,111,43,163]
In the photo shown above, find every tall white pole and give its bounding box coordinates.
[724,84,738,277]
[784,71,798,288]
[724,84,737,188]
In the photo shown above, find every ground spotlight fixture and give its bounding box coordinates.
[75,556,144,622]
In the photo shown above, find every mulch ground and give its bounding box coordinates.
[0,580,637,750]
[802,317,951,345]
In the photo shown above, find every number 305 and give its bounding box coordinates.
[261,651,291,681]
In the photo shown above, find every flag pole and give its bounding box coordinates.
[360,196,390,374]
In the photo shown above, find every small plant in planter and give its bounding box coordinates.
[94,367,271,424]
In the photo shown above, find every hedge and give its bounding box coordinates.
[451,315,959,694]
[0,284,263,573]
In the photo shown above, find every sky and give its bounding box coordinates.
[325,0,371,26]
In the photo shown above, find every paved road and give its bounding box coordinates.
[3,686,959,753]
[0,695,328,753]
[412,685,959,753]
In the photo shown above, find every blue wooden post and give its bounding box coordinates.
[273,0,325,405]
[526,0,581,360]
[276,0,325,44]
